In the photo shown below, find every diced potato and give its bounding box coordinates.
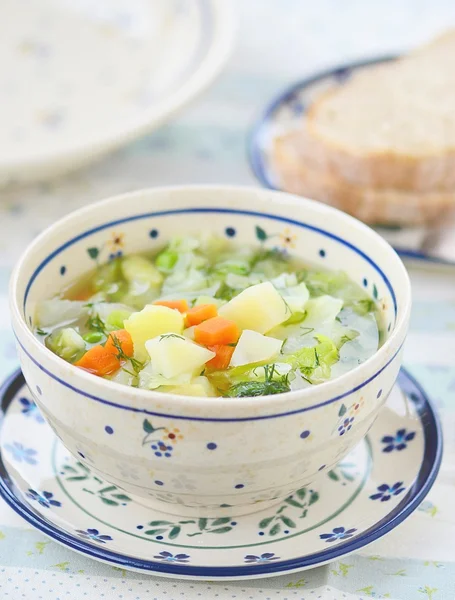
[166,376,217,397]
[124,305,184,360]
[219,282,290,333]
[230,330,283,367]
[145,334,215,378]
[183,326,196,340]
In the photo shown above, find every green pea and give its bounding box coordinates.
[83,331,104,344]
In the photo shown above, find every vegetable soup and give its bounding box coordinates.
[34,234,382,397]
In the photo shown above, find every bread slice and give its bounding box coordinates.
[293,30,455,192]
[273,135,455,225]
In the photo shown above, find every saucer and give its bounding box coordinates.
[0,368,441,580]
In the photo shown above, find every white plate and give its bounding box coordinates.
[0,369,441,580]
[0,0,234,185]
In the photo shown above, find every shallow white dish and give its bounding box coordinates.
[0,369,441,580]
[0,0,234,185]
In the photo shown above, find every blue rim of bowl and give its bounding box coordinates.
[22,207,398,314]
[246,55,455,267]
[0,367,442,578]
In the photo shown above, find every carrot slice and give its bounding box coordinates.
[104,329,134,358]
[206,345,235,370]
[194,316,240,346]
[154,299,189,313]
[185,303,218,327]
[74,345,120,376]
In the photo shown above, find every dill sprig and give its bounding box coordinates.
[86,314,108,336]
[226,363,291,397]
[159,333,184,342]
[110,334,145,375]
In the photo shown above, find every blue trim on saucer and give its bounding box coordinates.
[14,334,404,422]
[0,368,442,578]
[23,207,397,315]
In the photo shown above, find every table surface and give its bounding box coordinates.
[1,1,455,598]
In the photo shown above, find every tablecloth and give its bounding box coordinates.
[1,1,455,598]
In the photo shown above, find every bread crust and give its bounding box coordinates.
[294,30,455,192]
[273,136,455,225]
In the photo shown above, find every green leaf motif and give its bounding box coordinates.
[144,528,167,536]
[328,470,339,481]
[309,491,319,506]
[87,247,99,260]
[338,403,347,417]
[198,518,208,531]
[66,476,88,482]
[284,497,304,509]
[148,520,172,526]
[373,284,378,299]
[211,517,231,526]
[255,226,268,241]
[143,419,155,433]
[280,515,297,528]
[269,523,281,536]
[259,516,274,529]
[113,494,131,501]
[169,526,181,540]
[179,520,196,525]
[296,488,307,500]
[100,498,118,506]
[210,527,232,534]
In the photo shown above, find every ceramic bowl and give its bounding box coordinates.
[9,186,411,517]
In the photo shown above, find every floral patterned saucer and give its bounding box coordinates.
[0,368,441,580]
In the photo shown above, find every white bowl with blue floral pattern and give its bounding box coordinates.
[9,185,411,517]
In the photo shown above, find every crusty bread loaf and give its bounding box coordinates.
[292,30,455,192]
[273,135,455,225]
